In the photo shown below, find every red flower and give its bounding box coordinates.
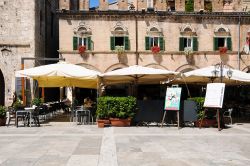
[78,45,86,54]
[151,46,160,54]
[219,47,227,55]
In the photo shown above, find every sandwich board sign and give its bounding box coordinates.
[204,83,225,108]
[164,87,182,111]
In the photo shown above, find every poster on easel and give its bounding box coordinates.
[204,83,225,108]
[164,87,182,111]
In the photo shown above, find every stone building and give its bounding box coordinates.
[0,0,58,106]
[58,0,250,78]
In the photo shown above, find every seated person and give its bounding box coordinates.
[83,97,93,109]
[62,96,71,112]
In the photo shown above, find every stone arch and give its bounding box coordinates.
[0,69,4,106]
[145,63,169,70]
[104,63,128,72]
[76,63,101,72]
[180,24,196,36]
[146,22,163,36]
[175,64,198,72]
[73,22,92,36]
[111,21,128,36]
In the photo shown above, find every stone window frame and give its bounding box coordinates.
[73,22,92,50]
[179,24,198,51]
[213,24,232,51]
[110,22,129,51]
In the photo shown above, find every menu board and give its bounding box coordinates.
[204,83,225,108]
[164,87,182,111]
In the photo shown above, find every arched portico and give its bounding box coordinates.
[0,69,4,106]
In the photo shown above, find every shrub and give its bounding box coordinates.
[187,97,205,120]
[96,96,137,119]
[0,105,6,119]
[31,98,44,106]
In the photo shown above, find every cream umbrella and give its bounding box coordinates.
[181,66,250,85]
[15,62,101,88]
[101,65,179,85]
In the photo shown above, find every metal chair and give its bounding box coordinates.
[223,108,233,125]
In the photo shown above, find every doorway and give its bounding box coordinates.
[0,69,5,106]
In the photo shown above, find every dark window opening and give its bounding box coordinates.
[185,0,194,12]
[168,1,175,11]
[70,0,79,11]
[218,38,225,47]
[204,1,212,12]
[115,37,124,46]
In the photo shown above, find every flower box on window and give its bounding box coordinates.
[151,46,160,54]
[184,47,193,56]
[78,45,86,54]
[115,46,125,55]
[219,47,227,55]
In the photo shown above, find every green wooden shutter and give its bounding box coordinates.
[73,36,78,50]
[192,37,198,51]
[227,37,232,51]
[179,37,184,51]
[87,37,91,50]
[214,37,218,51]
[145,36,150,50]
[124,36,129,50]
[159,37,164,51]
[110,36,115,50]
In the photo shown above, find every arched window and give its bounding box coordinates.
[73,23,92,51]
[145,26,164,51]
[110,22,129,51]
[214,25,231,51]
[179,25,198,51]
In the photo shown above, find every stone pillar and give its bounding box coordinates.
[99,0,109,10]
[79,0,89,11]
[155,0,167,11]
[59,0,70,10]
[175,0,185,11]
[118,0,128,10]
[137,0,147,11]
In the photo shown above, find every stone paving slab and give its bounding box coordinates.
[0,123,250,166]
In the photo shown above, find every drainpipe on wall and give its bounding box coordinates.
[135,15,139,65]
[238,15,241,70]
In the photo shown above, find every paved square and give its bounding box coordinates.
[0,123,250,166]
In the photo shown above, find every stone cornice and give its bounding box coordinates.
[56,10,250,19]
[0,43,30,47]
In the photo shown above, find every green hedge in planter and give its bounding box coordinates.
[187,97,205,120]
[96,96,136,119]
[0,105,6,119]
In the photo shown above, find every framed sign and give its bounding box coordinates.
[164,87,182,111]
[204,83,225,108]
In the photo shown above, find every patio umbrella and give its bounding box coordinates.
[181,66,250,85]
[101,65,180,85]
[15,62,101,88]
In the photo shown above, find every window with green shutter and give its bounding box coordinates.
[87,37,91,50]
[159,37,164,51]
[124,36,129,50]
[227,37,232,51]
[179,37,184,51]
[145,37,150,50]
[110,36,115,50]
[192,37,198,51]
[73,36,78,50]
[213,37,219,51]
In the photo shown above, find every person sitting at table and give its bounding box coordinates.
[83,97,93,109]
[62,96,71,113]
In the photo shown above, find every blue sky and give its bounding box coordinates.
[90,0,116,8]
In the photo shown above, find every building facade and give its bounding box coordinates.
[58,0,250,79]
[0,0,58,106]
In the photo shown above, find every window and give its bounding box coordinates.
[179,37,198,51]
[204,0,212,12]
[213,37,232,51]
[73,36,91,50]
[145,36,164,51]
[185,0,194,12]
[110,36,130,50]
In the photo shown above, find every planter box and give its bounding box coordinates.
[195,119,217,128]
[0,118,6,126]
[110,118,131,127]
[97,119,110,128]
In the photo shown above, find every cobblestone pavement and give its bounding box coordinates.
[0,122,250,166]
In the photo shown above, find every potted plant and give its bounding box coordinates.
[31,98,44,106]
[96,97,111,128]
[0,105,7,126]
[188,97,216,127]
[97,96,137,127]
[151,46,160,54]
